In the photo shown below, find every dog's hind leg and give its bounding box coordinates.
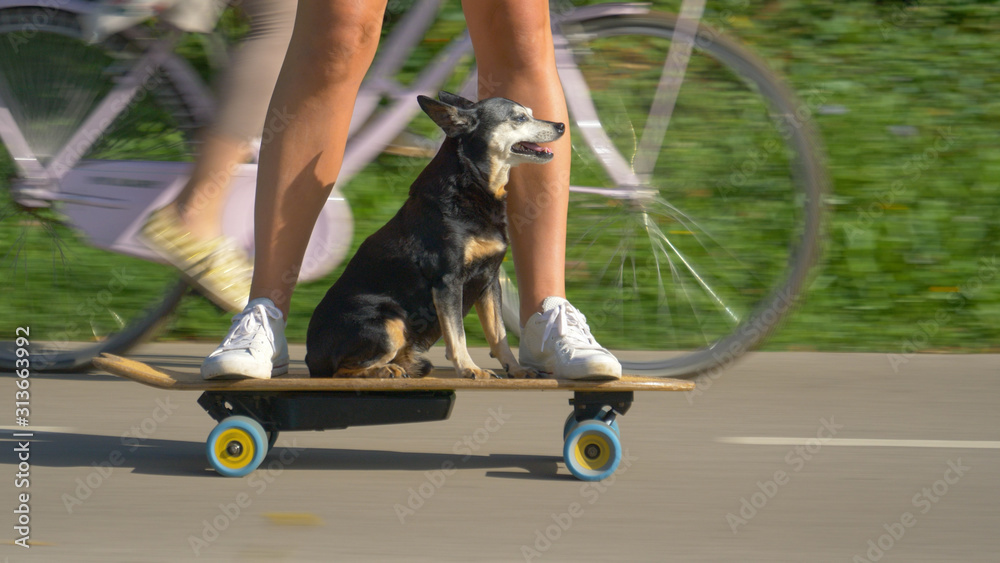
[333,318,410,378]
[475,277,536,379]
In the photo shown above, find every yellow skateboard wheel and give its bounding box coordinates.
[563,420,622,481]
[206,416,267,477]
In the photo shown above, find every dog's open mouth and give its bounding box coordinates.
[511,141,554,157]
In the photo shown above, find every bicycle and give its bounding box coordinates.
[0,0,827,377]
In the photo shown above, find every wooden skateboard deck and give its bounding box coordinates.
[93,353,694,392]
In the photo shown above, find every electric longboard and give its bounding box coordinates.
[93,353,694,481]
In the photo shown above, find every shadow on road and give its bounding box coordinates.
[0,431,567,480]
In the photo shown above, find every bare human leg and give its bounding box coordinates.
[142,1,295,313]
[462,0,571,325]
[463,0,621,379]
[249,0,389,318]
[163,0,296,241]
[201,0,389,379]
[167,133,252,240]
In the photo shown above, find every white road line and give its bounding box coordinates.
[717,437,1000,449]
[1,426,76,433]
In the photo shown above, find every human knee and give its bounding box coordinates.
[295,7,383,81]
[239,0,296,38]
[472,6,553,73]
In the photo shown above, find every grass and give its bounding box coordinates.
[2,0,998,355]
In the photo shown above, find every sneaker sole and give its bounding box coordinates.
[565,374,622,381]
[201,361,287,381]
[523,368,622,382]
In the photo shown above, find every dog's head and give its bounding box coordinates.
[417,92,565,167]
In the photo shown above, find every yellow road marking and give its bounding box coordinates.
[263,512,324,526]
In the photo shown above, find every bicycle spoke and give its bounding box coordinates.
[650,220,711,346]
[645,214,739,324]
[646,197,769,289]
[48,39,177,175]
[645,232,677,343]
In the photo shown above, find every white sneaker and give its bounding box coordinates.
[519,297,622,380]
[201,298,289,380]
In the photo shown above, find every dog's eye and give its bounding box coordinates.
[515,115,528,123]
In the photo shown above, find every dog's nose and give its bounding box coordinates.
[554,122,565,134]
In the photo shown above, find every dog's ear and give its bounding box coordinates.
[437,91,475,109]
[418,95,478,137]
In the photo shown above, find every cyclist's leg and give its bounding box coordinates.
[463,0,621,379]
[170,0,296,240]
[248,0,388,318]
[143,0,296,312]
[167,134,253,240]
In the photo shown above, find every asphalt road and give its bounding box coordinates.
[1,344,997,562]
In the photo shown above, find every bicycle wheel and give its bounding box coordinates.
[526,12,826,377]
[0,7,204,371]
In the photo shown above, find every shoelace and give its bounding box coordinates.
[219,302,281,352]
[539,301,602,355]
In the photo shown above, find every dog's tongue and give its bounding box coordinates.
[520,141,552,154]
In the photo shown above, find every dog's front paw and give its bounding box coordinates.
[505,365,539,379]
[460,367,498,380]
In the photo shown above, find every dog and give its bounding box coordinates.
[305,92,565,379]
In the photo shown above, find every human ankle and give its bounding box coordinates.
[171,200,224,240]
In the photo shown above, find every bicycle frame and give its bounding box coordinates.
[3,0,826,376]
[0,0,706,275]
[336,0,706,197]
[0,0,352,281]
[0,1,213,190]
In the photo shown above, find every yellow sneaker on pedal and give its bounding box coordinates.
[140,206,251,312]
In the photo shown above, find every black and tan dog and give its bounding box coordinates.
[305,92,565,379]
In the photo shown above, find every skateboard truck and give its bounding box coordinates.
[568,391,633,422]
[560,391,634,481]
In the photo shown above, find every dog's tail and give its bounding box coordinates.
[412,357,433,378]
